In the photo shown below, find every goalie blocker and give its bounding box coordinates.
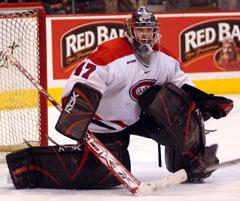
[55,82,102,140]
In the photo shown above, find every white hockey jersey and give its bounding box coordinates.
[62,37,193,134]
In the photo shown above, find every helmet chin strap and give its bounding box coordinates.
[133,39,153,67]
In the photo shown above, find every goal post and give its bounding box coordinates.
[0,2,48,156]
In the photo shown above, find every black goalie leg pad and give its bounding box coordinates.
[6,143,130,189]
[139,83,218,181]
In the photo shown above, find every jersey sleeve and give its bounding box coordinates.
[62,38,132,102]
[168,60,194,88]
[62,58,109,100]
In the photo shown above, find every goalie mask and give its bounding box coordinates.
[125,7,160,67]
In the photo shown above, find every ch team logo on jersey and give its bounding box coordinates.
[129,79,156,101]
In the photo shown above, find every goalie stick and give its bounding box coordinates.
[1,49,187,194]
[207,158,240,172]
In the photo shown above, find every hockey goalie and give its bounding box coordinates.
[7,7,233,189]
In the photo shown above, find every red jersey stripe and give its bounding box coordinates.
[110,120,128,128]
[88,37,133,65]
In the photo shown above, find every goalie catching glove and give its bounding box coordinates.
[181,84,233,121]
[55,83,102,140]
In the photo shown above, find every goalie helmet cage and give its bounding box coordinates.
[0,2,48,161]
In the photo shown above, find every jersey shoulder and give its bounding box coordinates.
[159,48,179,64]
[88,37,133,65]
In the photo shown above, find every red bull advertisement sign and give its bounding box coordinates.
[61,21,125,70]
[179,19,240,71]
[50,12,240,80]
[51,17,125,79]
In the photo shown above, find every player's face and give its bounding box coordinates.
[133,27,154,44]
[222,42,237,60]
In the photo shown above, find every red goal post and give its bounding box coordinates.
[0,2,48,156]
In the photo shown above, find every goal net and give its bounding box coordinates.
[0,3,48,161]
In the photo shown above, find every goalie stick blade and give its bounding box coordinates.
[135,169,187,195]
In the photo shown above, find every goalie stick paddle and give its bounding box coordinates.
[1,49,187,194]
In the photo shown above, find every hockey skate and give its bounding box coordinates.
[185,144,219,183]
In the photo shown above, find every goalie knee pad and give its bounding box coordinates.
[6,143,130,189]
[139,83,206,172]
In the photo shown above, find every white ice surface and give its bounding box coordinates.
[1,95,240,201]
